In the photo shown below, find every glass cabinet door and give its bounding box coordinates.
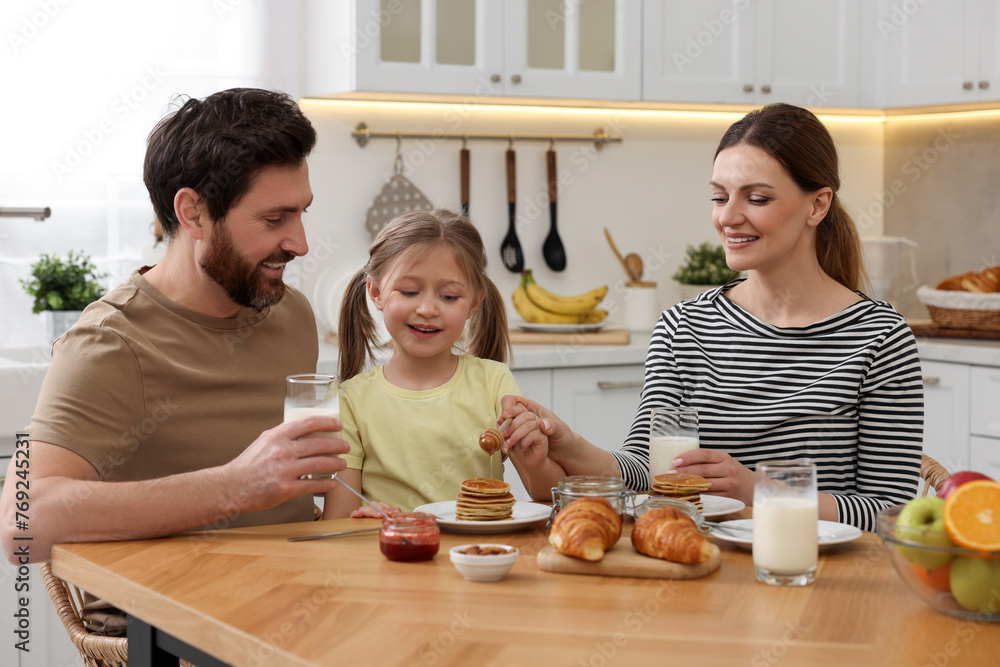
[354,0,503,96]
[505,0,641,100]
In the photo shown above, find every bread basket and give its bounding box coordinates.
[916,286,1000,330]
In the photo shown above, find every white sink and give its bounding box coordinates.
[0,347,50,455]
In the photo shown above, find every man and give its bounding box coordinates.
[0,88,347,567]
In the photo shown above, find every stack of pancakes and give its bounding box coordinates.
[456,478,515,521]
[650,473,711,512]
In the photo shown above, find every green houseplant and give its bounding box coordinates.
[20,250,106,342]
[672,242,738,301]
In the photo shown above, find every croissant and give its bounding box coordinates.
[936,265,1000,292]
[548,497,623,561]
[631,508,719,564]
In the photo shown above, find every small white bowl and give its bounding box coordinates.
[449,544,519,582]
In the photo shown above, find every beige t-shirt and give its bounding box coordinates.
[28,268,319,528]
[339,355,520,511]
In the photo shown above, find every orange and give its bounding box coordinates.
[943,480,1000,552]
[912,561,952,593]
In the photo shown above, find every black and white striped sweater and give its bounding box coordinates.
[611,282,924,531]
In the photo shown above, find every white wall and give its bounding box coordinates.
[297,100,886,337]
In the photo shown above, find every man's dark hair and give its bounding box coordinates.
[144,88,317,238]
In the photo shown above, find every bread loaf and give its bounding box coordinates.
[630,507,719,564]
[548,497,622,561]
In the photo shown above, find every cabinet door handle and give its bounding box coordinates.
[980,80,990,90]
[922,377,941,385]
[742,84,754,93]
[597,381,644,391]
[511,74,522,84]
[963,81,974,90]
[490,74,501,83]
[761,84,771,94]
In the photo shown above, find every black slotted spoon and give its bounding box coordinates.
[501,147,524,272]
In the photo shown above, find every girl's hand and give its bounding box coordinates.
[349,500,399,519]
[669,449,756,505]
[497,395,573,463]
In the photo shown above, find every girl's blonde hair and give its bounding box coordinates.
[715,103,871,294]
[338,209,511,381]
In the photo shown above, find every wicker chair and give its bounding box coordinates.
[920,453,951,497]
[39,504,324,666]
[38,560,128,667]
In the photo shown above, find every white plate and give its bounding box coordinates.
[708,519,863,549]
[310,258,389,345]
[413,500,551,534]
[631,494,746,519]
[515,321,605,334]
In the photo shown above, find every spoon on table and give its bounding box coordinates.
[500,147,524,272]
[542,148,566,271]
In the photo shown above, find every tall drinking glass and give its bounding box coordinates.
[285,373,339,479]
[753,460,818,586]
[647,408,699,489]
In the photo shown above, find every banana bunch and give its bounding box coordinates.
[512,270,609,324]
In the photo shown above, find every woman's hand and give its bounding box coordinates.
[497,395,574,464]
[349,500,399,519]
[670,449,756,505]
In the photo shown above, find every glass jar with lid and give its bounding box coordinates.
[634,496,703,528]
[379,512,440,562]
[551,475,636,518]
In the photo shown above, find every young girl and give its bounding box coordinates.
[323,209,559,519]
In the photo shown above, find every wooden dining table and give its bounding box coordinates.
[50,507,999,667]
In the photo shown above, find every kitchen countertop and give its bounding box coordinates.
[318,333,1000,375]
[914,336,1000,367]
[317,335,651,374]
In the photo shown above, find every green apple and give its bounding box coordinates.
[950,556,1000,613]
[894,497,955,570]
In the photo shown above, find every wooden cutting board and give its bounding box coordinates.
[537,538,721,579]
[908,320,1000,340]
[509,328,630,345]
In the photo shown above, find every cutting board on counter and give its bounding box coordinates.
[908,320,1000,340]
[537,540,720,579]
[509,328,630,345]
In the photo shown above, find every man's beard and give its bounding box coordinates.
[200,220,293,310]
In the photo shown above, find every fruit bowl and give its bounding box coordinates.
[877,505,1000,621]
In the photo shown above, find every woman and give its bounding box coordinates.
[501,103,923,531]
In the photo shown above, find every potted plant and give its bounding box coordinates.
[672,242,738,301]
[20,250,106,343]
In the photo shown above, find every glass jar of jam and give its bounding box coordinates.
[379,512,440,562]
[551,475,636,518]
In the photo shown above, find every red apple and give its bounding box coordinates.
[937,471,994,500]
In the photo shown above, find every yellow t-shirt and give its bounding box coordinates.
[339,355,520,511]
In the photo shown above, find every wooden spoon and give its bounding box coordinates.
[624,253,643,282]
[603,227,633,281]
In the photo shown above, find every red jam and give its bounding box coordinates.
[379,512,440,562]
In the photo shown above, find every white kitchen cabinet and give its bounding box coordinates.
[303,0,641,101]
[969,366,1000,479]
[876,0,1000,107]
[921,360,971,472]
[642,0,861,107]
[551,364,644,452]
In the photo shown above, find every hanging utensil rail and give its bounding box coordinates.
[352,123,622,150]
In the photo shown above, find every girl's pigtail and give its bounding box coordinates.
[338,269,377,381]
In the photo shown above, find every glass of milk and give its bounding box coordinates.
[752,460,818,586]
[647,407,699,489]
[285,373,339,479]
